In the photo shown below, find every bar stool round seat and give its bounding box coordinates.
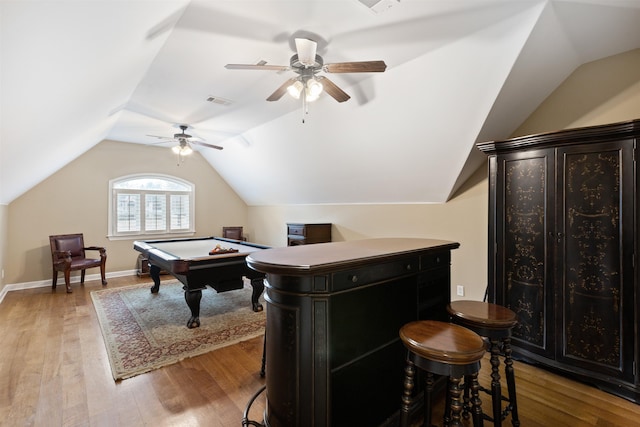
[399,320,487,427]
[447,301,520,427]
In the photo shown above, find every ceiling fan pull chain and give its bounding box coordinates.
[302,88,307,123]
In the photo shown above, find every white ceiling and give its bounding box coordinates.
[2,0,639,206]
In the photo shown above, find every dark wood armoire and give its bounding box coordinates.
[477,119,640,403]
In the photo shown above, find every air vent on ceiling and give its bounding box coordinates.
[206,95,233,106]
[356,0,400,14]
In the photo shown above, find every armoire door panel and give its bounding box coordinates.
[497,149,555,357]
[556,140,635,382]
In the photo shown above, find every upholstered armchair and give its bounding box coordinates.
[49,233,107,293]
[222,226,246,241]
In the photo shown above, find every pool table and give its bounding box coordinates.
[133,236,269,328]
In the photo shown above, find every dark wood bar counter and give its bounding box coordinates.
[246,238,460,427]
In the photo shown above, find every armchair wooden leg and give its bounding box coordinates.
[52,271,58,289]
[100,259,107,285]
[64,270,72,293]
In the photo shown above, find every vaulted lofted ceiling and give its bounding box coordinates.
[2,0,639,206]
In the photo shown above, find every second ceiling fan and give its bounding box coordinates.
[147,124,223,151]
[147,124,223,164]
[225,38,386,121]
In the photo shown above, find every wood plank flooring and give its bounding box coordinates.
[1,275,640,426]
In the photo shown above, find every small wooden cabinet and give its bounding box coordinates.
[136,254,151,277]
[477,119,640,403]
[287,223,331,246]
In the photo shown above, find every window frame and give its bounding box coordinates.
[108,173,196,240]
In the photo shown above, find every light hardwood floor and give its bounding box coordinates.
[1,275,640,426]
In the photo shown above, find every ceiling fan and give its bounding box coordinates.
[147,124,223,163]
[225,38,387,121]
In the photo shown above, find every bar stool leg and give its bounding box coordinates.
[442,375,484,427]
[422,372,436,427]
[400,360,416,427]
[462,374,471,419]
[489,338,502,427]
[469,371,484,427]
[443,378,452,427]
[423,372,435,427]
[448,376,464,427]
[503,338,520,426]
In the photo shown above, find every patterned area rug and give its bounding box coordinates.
[91,280,266,381]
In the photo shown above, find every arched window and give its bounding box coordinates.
[109,174,195,238]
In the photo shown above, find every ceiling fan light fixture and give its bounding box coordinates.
[287,80,304,99]
[305,92,319,102]
[172,143,193,156]
[306,78,323,100]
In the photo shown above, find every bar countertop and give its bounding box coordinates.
[246,237,460,275]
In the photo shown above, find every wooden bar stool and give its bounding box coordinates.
[399,320,487,427]
[447,301,519,426]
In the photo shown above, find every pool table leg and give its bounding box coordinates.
[149,264,161,293]
[184,288,202,329]
[250,278,264,312]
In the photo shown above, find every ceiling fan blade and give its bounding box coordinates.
[324,61,387,73]
[190,140,224,150]
[267,78,297,102]
[184,133,205,142]
[294,38,318,66]
[146,134,174,140]
[317,76,350,103]
[225,63,289,71]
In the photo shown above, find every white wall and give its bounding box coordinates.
[248,165,489,301]
[5,140,248,285]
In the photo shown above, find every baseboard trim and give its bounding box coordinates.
[0,270,137,304]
